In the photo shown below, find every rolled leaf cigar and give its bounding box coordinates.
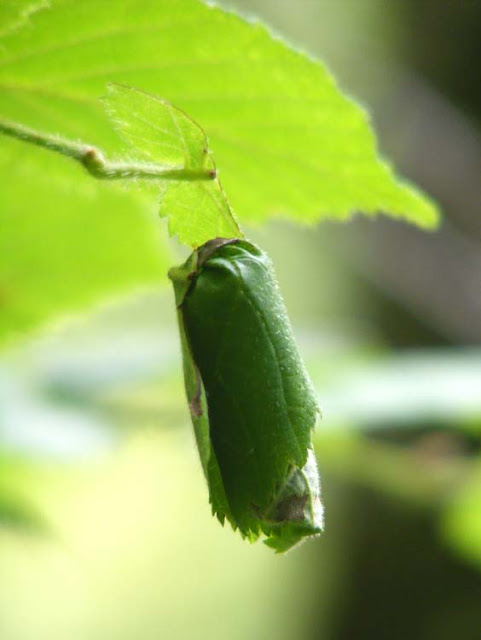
[169,238,323,552]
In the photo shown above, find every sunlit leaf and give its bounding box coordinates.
[0,0,440,229]
[0,0,439,343]
[0,136,169,342]
[104,84,240,246]
[0,0,46,38]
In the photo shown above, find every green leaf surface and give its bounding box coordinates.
[103,84,210,170]
[0,0,439,343]
[0,0,46,38]
[0,134,169,343]
[0,0,439,223]
[0,7,171,344]
[104,84,240,246]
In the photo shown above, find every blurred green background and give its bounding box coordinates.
[2,1,481,638]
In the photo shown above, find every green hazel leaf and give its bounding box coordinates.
[158,177,241,248]
[103,84,241,247]
[0,0,439,240]
[0,0,46,38]
[103,84,209,170]
[169,238,323,552]
[0,0,440,342]
[0,134,170,343]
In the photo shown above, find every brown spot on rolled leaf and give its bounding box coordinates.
[189,396,203,418]
[189,363,203,418]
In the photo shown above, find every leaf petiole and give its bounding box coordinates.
[0,117,216,182]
